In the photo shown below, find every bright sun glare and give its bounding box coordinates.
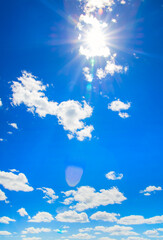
[80,24,110,58]
[85,26,106,51]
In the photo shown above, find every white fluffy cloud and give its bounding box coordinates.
[108,99,131,118]
[0,216,15,224]
[8,123,18,129]
[22,227,51,234]
[108,99,131,112]
[0,170,33,192]
[70,233,95,239]
[22,238,41,240]
[0,99,2,107]
[143,229,158,237]
[96,54,126,79]
[17,208,30,218]
[79,0,115,13]
[37,187,58,204]
[0,231,11,235]
[83,67,93,82]
[99,238,117,240]
[62,186,126,211]
[0,189,8,203]
[118,214,163,225]
[94,225,138,236]
[119,112,130,119]
[140,186,162,196]
[122,238,149,240]
[56,210,89,223]
[106,171,123,180]
[90,211,120,222]
[11,71,94,141]
[28,212,54,223]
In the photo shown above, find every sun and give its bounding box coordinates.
[79,22,111,59]
[85,26,106,51]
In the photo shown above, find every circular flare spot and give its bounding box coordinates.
[65,166,83,187]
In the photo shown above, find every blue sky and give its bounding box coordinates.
[0,0,163,240]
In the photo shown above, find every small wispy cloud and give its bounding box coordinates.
[140,186,162,196]
[37,187,58,204]
[106,171,123,180]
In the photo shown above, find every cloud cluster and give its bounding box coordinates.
[90,211,120,222]
[17,208,30,219]
[140,186,162,196]
[0,98,2,107]
[37,187,58,204]
[118,214,163,225]
[28,212,54,223]
[106,171,123,180]
[22,227,51,234]
[0,170,33,192]
[0,216,15,224]
[0,189,8,203]
[94,225,138,236]
[96,54,127,79]
[70,232,95,239]
[56,210,89,223]
[62,186,126,211]
[108,99,131,118]
[0,231,11,235]
[11,71,94,141]
[79,0,115,13]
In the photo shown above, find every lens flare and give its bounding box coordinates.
[65,166,83,187]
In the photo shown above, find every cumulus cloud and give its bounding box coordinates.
[119,112,130,119]
[106,171,123,180]
[108,99,131,112]
[56,210,89,223]
[83,67,93,82]
[62,186,126,211]
[0,189,8,203]
[121,238,149,240]
[8,123,18,129]
[143,229,158,237]
[0,99,2,107]
[70,233,95,239]
[140,186,162,196]
[108,99,131,118]
[94,225,138,236]
[22,227,51,234]
[37,187,58,204]
[90,211,120,222]
[96,54,126,79]
[79,0,126,14]
[28,212,54,223]
[99,238,117,240]
[118,214,163,225]
[0,139,4,142]
[0,170,33,192]
[11,71,94,141]
[17,208,30,219]
[0,216,15,224]
[0,231,11,235]
[22,238,41,240]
